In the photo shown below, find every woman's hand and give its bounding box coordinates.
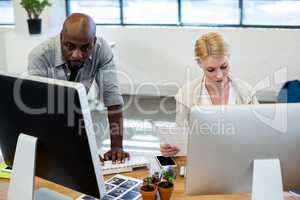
[160,143,180,157]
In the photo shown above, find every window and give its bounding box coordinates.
[67,0,121,24]
[66,0,300,28]
[0,0,14,25]
[243,0,300,26]
[182,0,240,25]
[123,0,178,24]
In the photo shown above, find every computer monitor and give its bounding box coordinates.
[186,104,300,195]
[0,71,105,199]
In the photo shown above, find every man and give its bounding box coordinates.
[28,13,129,164]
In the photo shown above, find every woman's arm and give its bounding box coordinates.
[160,101,190,157]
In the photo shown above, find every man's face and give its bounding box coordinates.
[61,32,96,69]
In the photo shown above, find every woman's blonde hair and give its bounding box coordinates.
[194,32,229,63]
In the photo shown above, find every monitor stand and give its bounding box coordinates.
[7,133,71,200]
[252,159,284,200]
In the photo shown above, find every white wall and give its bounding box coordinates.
[98,27,300,96]
[13,0,65,34]
[1,0,300,98]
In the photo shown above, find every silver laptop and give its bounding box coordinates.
[186,103,300,195]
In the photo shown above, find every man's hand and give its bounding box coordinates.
[99,155,104,165]
[102,148,130,164]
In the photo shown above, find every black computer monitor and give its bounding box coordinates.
[0,72,105,198]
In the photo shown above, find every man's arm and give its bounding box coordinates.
[104,105,130,163]
[95,38,129,163]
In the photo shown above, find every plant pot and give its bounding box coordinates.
[140,185,157,200]
[158,181,174,200]
[27,19,42,34]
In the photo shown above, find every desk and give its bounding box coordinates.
[0,157,298,200]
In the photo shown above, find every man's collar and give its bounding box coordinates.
[54,34,93,68]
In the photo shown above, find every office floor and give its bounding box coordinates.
[90,95,176,156]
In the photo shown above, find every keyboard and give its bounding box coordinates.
[101,156,149,175]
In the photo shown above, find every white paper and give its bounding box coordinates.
[158,127,189,156]
[252,159,284,200]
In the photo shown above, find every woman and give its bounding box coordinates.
[160,32,258,157]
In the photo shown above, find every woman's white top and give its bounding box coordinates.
[175,74,259,127]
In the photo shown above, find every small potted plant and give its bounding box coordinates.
[20,0,51,34]
[140,176,157,200]
[151,171,161,185]
[158,167,175,200]
[143,171,161,185]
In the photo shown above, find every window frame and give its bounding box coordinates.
[65,0,300,29]
[0,0,14,26]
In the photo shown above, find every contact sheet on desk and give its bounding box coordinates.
[77,174,142,200]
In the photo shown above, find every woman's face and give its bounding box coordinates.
[200,55,230,86]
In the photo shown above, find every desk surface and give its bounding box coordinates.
[0,157,298,200]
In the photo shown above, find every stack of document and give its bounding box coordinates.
[77,174,142,200]
[0,162,11,179]
[158,127,189,156]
